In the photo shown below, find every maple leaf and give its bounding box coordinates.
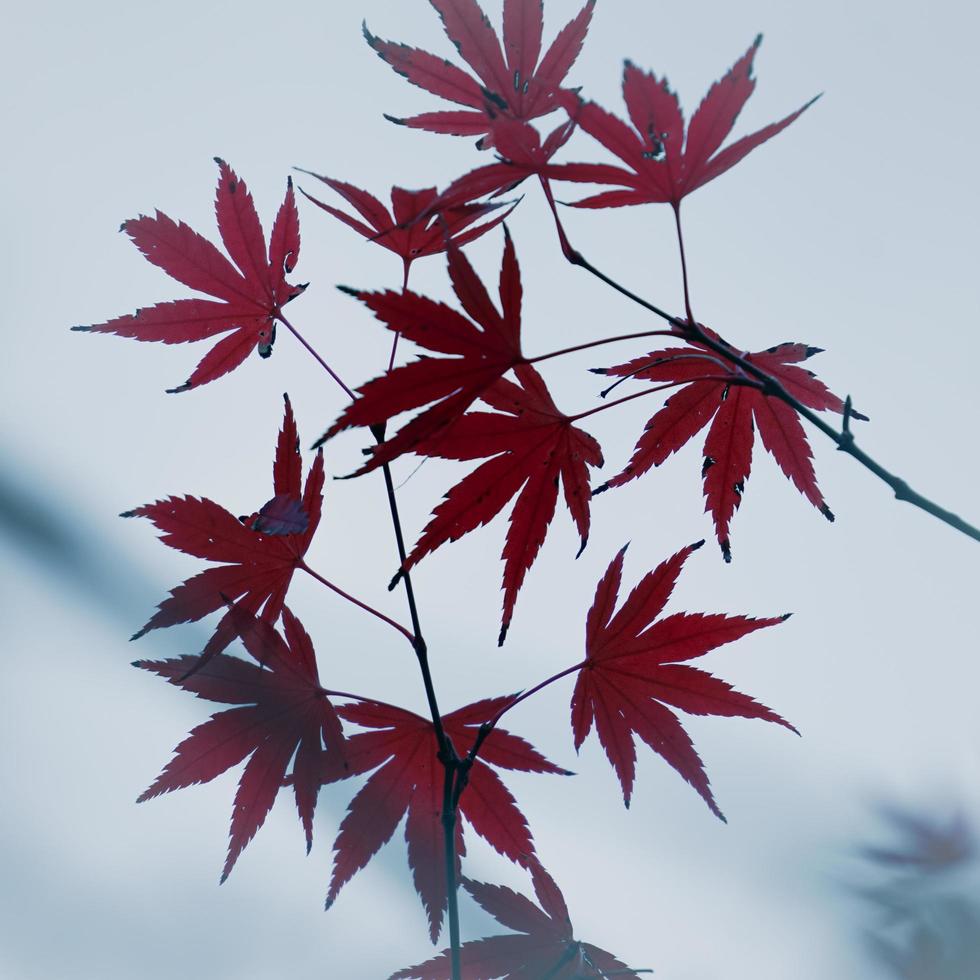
[426,116,577,214]
[364,0,594,144]
[391,858,642,979]
[317,229,527,472]
[73,158,305,392]
[571,542,795,816]
[125,395,323,667]
[402,365,603,644]
[551,36,818,209]
[135,605,345,881]
[297,172,516,283]
[322,697,569,943]
[595,338,861,560]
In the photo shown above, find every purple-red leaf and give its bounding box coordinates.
[136,606,344,880]
[322,699,567,943]
[406,365,603,643]
[317,231,527,471]
[571,543,795,815]
[390,858,641,978]
[552,37,817,208]
[126,396,323,670]
[597,337,856,559]
[366,0,594,144]
[74,160,305,391]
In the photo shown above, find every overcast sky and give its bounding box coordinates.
[3,1,980,978]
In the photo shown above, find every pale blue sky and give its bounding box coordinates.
[3,1,979,977]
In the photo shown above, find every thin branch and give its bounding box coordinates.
[561,247,980,545]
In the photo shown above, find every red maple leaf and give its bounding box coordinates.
[430,116,577,212]
[595,339,859,560]
[402,365,603,644]
[322,697,569,943]
[364,0,594,144]
[297,172,515,283]
[125,395,323,666]
[391,858,642,978]
[317,230,527,472]
[73,158,305,392]
[135,605,345,881]
[571,542,795,816]
[551,36,817,209]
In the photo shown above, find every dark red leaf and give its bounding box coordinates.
[365,0,594,144]
[322,699,567,943]
[597,338,854,559]
[135,606,344,880]
[552,37,818,208]
[571,543,794,816]
[74,160,305,391]
[390,858,641,978]
[405,365,603,643]
[316,231,529,472]
[126,395,323,670]
[298,171,515,281]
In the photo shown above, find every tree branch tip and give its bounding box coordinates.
[388,570,403,591]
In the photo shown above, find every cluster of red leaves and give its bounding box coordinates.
[595,334,860,560]
[125,395,323,668]
[393,860,639,979]
[74,159,305,392]
[320,697,569,942]
[73,0,845,973]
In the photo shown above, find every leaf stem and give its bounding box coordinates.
[673,203,695,325]
[298,561,415,645]
[276,311,356,399]
[528,329,680,365]
[462,662,585,774]
[561,247,980,545]
[569,376,756,424]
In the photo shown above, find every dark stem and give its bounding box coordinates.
[284,304,462,973]
[562,249,980,545]
[441,760,463,980]
[673,202,695,325]
[298,561,415,645]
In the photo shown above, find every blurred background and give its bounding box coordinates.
[2,1,979,977]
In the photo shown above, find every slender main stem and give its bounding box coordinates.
[286,299,461,975]
[298,561,415,645]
